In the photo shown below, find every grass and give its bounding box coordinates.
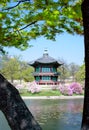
[20,89,84,97]
[20,90,62,96]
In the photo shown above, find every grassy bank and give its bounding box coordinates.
[20,90,84,97]
[21,90,62,96]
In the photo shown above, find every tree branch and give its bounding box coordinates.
[19,21,37,31]
[45,0,49,5]
[2,2,21,11]
[2,0,30,11]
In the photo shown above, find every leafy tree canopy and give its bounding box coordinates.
[0,55,34,82]
[0,0,83,51]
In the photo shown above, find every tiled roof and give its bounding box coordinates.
[29,50,62,66]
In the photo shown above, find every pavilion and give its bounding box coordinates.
[29,50,62,85]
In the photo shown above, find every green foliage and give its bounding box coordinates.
[75,64,85,82]
[0,0,83,51]
[21,65,34,82]
[0,56,20,82]
[0,55,34,82]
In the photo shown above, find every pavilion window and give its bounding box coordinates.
[36,67,40,72]
[52,77,57,81]
[52,67,57,72]
[42,76,51,80]
[42,67,50,72]
[35,76,40,81]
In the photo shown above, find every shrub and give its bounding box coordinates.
[15,84,24,89]
[69,82,83,94]
[27,81,41,93]
[59,85,73,96]
[59,82,83,96]
[15,84,25,93]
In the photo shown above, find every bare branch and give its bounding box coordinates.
[19,21,37,31]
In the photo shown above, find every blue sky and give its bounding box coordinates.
[5,33,84,65]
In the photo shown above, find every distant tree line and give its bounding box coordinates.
[58,59,85,83]
[0,54,34,83]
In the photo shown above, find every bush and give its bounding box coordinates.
[15,84,25,93]
[59,84,73,96]
[69,82,83,94]
[27,81,41,94]
[59,82,83,96]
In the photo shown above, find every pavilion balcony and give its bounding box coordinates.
[33,72,60,76]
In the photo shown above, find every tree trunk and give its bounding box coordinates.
[81,0,89,129]
[0,74,42,130]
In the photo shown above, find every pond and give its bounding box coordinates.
[0,98,83,130]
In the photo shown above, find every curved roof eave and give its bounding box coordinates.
[28,50,63,66]
[29,61,62,67]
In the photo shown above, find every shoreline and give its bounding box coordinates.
[22,95,84,100]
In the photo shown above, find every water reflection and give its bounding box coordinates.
[25,99,83,130]
[0,111,11,130]
[0,99,83,130]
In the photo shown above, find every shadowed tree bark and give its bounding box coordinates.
[0,74,42,130]
[81,0,89,129]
